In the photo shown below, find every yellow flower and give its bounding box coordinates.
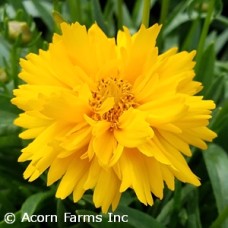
[11,22,217,213]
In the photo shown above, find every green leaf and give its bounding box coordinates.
[186,189,202,228]
[119,191,136,206]
[117,205,165,228]
[0,110,18,134]
[21,191,54,217]
[211,206,228,228]
[203,144,228,228]
[163,0,199,36]
[0,36,10,65]
[213,0,223,17]
[23,0,54,31]
[132,0,144,27]
[7,0,26,12]
[112,1,134,30]
[56,200,67,228]
[156,185,197,226]
[0,134,20,148]
[215,29,228,55]
[215,15,228,27]
[204,75,225,102]
[195,42,215,94]
[211,108,228,152]
[92,0,109,35]
[66,0,82,23]
[0,94,20,143]
[181,17,201,51]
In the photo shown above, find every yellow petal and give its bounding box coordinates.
[138,140,171,165]
[109,143,124,166]
[56,156,89,199]
[118,149,154,205]
[19,51,64,86]
[47,156,73,185]
[92,129,117,166]
[158,130,192,156]
[117,24,161,83]
[93,168,121,213]
[73,172,88,202]
[59,125,91,153]
[160,165,175,190]
[154,135,201,186]
[19,127,45,139]
[114,108,154,147]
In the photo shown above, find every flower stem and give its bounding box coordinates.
[117,0,123,29]
[195,0,216,73]
[67,0,81,22]
[142,0,150,28]
[159,0,170,24]
[11,45,19,88]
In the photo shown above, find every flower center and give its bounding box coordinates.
[89,77,136,123]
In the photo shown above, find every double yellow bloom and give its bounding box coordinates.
[11,22,216,212]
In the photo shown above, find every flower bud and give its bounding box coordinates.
[8,21,32,44]
[194,3,209,12]
[0,68,7,83]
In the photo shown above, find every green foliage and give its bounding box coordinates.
[0,0,228,227]
[204,144,228,228]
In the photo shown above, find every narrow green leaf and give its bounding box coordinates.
[211,99,228,133]
[0,135,20,148]
[157,185,197,225]
[119,191,136,206]
[215,29,228,55]
[186,189,202,228]
[122,4,134,28]
[195,42,215,94]
[23,0,54,31]
[132,0,144,27]
[213,0,223,17]
[8,0,26,12]
[203,144,228,228]
[181,17,201,51]
[21,191,54,217]
[56,200,66,228]
[112,1,134,29]
[103,0,114,20]
[92,0,109,35]
[0,110,18,135]
[195,0,216,74]
[66,0,82,23]
[204,75,225,102]
[215,15,228,27]
[211,206,228,228]
[0,36,10,65]
[163,0,198,36]
[117,205,165,228]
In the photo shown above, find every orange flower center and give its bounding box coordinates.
[89,77,137,123]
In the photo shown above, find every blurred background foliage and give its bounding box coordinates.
[0,0,228,227]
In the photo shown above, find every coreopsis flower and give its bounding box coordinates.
[11,22,217,213]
